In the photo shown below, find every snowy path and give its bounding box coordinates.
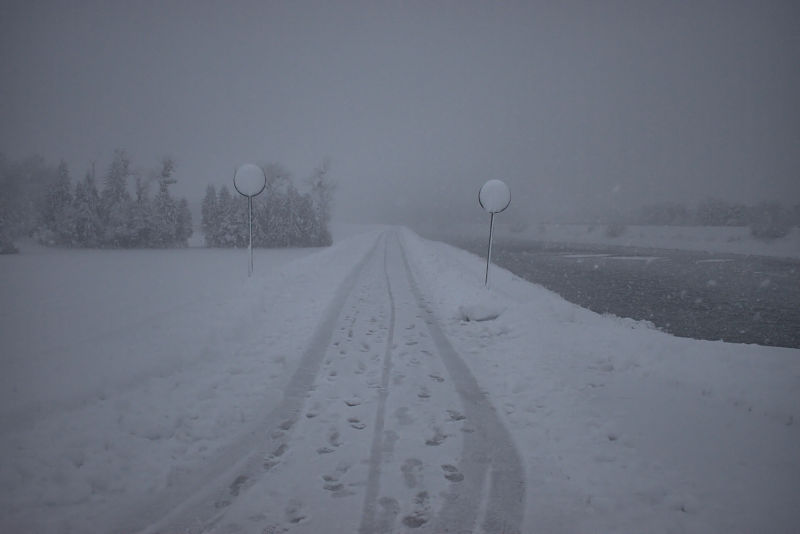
[143,231,524,534]
[4,227,797,533]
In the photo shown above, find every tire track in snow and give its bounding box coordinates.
[137,229,524,533]
[358,235,396,534]
[134,236,382,534]
[396,231,526,534]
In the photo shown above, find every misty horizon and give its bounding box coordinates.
[2,0,798,226]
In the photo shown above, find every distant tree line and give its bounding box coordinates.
[0,150,192,252]
[202,161,334,248]
[635,198,799,239]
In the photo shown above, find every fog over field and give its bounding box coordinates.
[2,4,800,532]
[1,0,798,225]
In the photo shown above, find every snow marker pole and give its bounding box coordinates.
[233,164,266,278]
[485,211,495,287]
[248,196,253,277]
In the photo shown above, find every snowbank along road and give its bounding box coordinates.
[444,236,800,348]
[142,231,525,534]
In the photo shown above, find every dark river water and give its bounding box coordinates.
[433,235,800,349]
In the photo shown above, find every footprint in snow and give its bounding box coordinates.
[264,457,280,470]
[446,410,465,422]
[279,419,295,431]
[348,417,366,430]
[441,464,464,482]
[376,497,400,532]
[401,492,430,529]
[329,428,342,447]
[229,474,249,496]
[263,442,287,468]
[401,458,423,489]
[306,403,321,419]
[383,430,399,457]
[285,498,306,524]
[425,428,447,446]
[321,462,354,496]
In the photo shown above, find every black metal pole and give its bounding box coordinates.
[248,196,253,277]
[485,211,495,287]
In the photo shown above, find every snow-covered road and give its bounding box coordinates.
[146,231,525,533]
[2,226,798,533]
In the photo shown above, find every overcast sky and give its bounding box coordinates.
[1,0,798,224]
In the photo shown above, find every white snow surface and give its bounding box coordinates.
[1,225,798,533]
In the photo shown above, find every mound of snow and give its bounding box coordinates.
[456,288,506,322]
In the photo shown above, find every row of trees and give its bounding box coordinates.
[201,161,334,248]
[636,199,799,238]
[1,150,192,251]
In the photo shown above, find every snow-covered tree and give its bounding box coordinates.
[214,185,242,247]
[202,160,334,249]
[152,158,178,247]
[0,154,57,249]
[263,163,292,247]
[40,161,75,245]
[129,173,154,247]
[201,184,218,245]
[307,158,335,246]
[72,169,102,247]
[175,197,193,245]
[100,150,133,247]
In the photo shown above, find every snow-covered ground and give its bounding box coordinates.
[1,226,798,533]
[422,222,800,258]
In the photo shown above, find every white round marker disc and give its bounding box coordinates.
[233,163,267,197]
[479,179,511,213]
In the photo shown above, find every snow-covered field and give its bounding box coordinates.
[1,225,798,533]
[423,222,800,258]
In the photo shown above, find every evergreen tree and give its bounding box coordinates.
[152,158,178,247]
[72,169,102,247]
[252,194,270,247]
[307,159,334,246]
[265,163,292,247]
[215,185,240,247]
[41,160,75,245]
[202,160,335,249]
[201,184,218,245]
[129,174,154,247]
[175,198,193,246]
[1,154,58,248]
[100,150,133,247]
